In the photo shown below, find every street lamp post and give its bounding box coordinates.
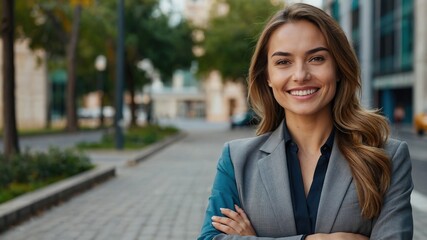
[115,0,125,149]
[95,55,107,128]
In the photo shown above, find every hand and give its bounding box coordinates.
[306,232,368,240]
[211,204,256,236]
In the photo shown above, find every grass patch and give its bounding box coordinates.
[0,148,94,204]
[76,124,179,149]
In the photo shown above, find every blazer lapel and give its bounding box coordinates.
[316,140,353,233]
[257,122,297,235]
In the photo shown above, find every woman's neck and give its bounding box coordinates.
[285,112,334,154]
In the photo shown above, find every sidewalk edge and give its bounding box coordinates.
[0,164,116,233]
[126,131,188,166]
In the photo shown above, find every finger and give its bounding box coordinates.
[212,216,237,226]
[234,205,249,220]
[220,208,243,222]
[212,216,242,233]
[212,222,237,235]
[212,215,255,236]
[235,205,253,226]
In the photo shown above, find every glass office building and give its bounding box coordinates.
[324,0,425,124]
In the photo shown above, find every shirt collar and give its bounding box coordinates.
[283,121,293,145]
[283,121,335,152]
[321,128,335,154]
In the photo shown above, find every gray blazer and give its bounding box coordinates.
[215,122,413,240]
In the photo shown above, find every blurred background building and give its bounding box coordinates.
[147,69,206,120]
[2,0,426,129]
[124,0,247,123]
[324,0,427,124]
[0,39,48,130]
[179,0,247,122]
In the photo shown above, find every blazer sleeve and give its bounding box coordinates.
[370,141,413,239]
[198,143,304,240]
[198,143,242,240]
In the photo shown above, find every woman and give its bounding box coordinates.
[198,3,413,240]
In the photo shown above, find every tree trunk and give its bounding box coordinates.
[97,71,105,128]
[45,54,52,129]
[125,61,137,127]
[1,0,20,157]
[65,5,82,132]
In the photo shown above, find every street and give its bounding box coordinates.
[0,130,104,153]
[0,121,426,239]
[391,126,427,197]
[391,126,427,240]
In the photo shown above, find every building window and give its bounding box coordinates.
[380,0,394,17]
[379,30,395,73]
[330,0,340,23]
[374,0,413,76]
[351,0,360,58]
[401,0,413,71]
[374,0,397,75]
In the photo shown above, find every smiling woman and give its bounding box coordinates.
[198,3,413,240]
[266,20,337,122]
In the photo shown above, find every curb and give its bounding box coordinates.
[0,164,115,233]
[126,131,188,166]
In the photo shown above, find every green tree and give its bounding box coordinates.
[12,0,194,129]
[13,0,92,132]
[123,0,194,126]
[65,3,84,132]
[14,0,122,131]
[1,0,20,157]
[198,0,283,82]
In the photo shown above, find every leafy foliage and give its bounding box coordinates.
[15,1,71,57]
[13,0,194,92]
[11,0,194,127]
[123,0,194,82]
[198,0,283,81]
[0,148,93,203]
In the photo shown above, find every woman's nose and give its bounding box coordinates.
[292,64,310,82]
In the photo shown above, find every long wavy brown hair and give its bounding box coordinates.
[248,3,392,219]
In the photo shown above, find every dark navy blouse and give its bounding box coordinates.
[284,124,335,236]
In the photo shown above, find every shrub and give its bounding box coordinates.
[77,124,179,149]
[0,148,93,204]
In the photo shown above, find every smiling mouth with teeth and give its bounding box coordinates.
[288,89,319,96]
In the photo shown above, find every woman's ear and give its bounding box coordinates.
[267,79,272,87]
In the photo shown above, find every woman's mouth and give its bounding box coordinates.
[288,88,319,96]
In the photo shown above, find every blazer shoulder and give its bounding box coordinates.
[384,138,411,174]
[228,132,270,151]
[384,138,408,157]
[226,132,272,165]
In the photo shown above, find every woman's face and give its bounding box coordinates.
[266,20,337,120]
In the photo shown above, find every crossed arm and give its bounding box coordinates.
[211,205,367,240]
[199,142,413,240]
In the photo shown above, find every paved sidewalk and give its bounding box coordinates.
[414,207,427,239]
[1,126,426,239]
[0,127,252,240]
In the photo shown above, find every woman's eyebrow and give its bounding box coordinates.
[306,47,329,55]
[270,47,329,58]
[271,51,291,57]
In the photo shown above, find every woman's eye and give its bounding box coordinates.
[276,59,291,65]
[309,56,325,62]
